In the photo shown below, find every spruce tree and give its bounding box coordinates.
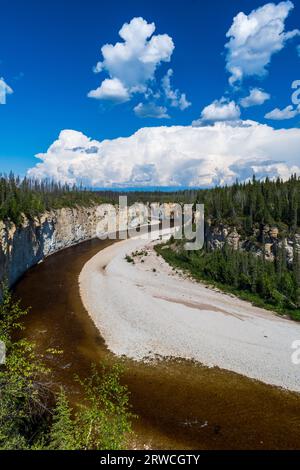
[49,389,76,450]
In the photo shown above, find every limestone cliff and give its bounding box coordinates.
[0,203,150,296]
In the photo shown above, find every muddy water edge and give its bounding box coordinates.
[13,237,300,450]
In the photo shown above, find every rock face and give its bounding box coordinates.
[205,223,240,251]
[205,221,299,266]
[0,203,153,297]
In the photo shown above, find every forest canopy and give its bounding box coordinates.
[0,173,300,233]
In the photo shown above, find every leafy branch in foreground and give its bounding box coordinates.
[49,365,134,451]
[0,286,50,449]
[0,287,134,450]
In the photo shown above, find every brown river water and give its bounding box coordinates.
[13,237,300,450]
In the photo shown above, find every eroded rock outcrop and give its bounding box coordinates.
[0,203,153,296]
[205,221,299,266]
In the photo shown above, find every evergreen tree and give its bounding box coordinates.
[49,389,76,450]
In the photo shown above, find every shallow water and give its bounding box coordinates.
[14,238,300,449]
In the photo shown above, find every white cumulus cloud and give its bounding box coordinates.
[225,1,300,85]
[162,69,191,110]
[88,17,174,103]
[133,102,170,119]
[87,77,130,103]
[192,98,241,126]
[240,88,271,107]
[265,104,300,120]
[27,122,300,188]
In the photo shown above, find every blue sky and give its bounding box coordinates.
[0,0,299,186]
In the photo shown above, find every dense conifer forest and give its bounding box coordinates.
[1,173,300,233]
[194,174,300,235]
[0,174,105,224]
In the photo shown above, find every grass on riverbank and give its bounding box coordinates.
[155,242,300,322]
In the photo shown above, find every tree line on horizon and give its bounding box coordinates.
[0,173,105,224]
[194,174,300,235]
[0,173,299,234]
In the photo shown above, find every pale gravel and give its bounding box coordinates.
[79,232,300,392]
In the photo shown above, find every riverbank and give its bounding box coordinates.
[14,236,300,449]
[80,233,300,392]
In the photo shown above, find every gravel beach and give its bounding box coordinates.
[79,233,300,392]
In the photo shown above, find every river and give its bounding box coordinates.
[13,237,300,449]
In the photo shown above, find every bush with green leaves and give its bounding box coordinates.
[49,365,134,450]
[0,286,50,450]
[0,286,134,450]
